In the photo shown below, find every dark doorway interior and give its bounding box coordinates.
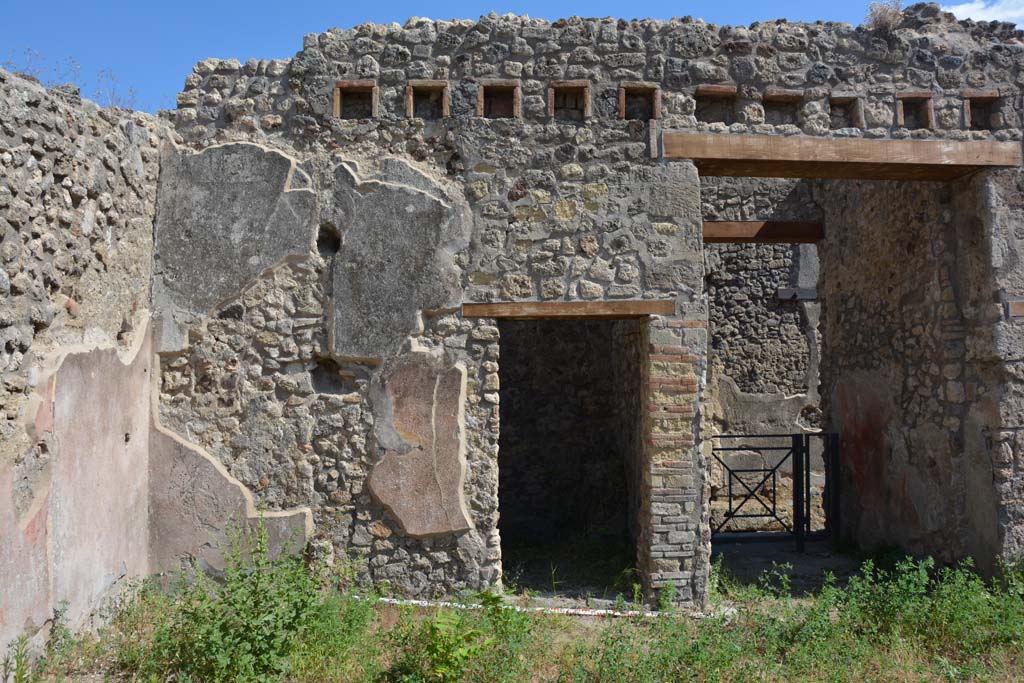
[497,318,644,601]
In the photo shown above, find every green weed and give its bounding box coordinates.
[2,636,31,683]
[8,546,1024,683]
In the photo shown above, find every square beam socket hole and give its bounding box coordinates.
[552,85,589,122]
[694,85,736,125]
[897,94,934,130]
[407,81,449,119]
[763,89,803,126]
[482,85,519,119]
[967,96,999,131]
[624,91,653,120]
[829,97,864,130]
[335,81,378,120]
[619,83,661,121]
[764,101,799,125]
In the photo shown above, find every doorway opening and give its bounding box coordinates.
[704,239,828,540]
[497,318,645,601]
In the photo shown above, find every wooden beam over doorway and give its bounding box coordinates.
[703,221,823,243]
[662,132,1021,180]
[461,300,675,319]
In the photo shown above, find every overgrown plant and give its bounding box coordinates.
[1,636,30,683]
[126,518,371,683]
[2,48,137,108]
[10,548,1024,683]
[465,592,538,683]
[384,606,495,683]
[865,0,903,34]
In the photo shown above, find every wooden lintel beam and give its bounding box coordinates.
[461,300,676,319]
[763,87,804,102]
[703,221,823,243]
[662,132,1022,181]
[695,84,738,98]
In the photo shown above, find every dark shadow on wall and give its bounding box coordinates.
[497,318,644,600]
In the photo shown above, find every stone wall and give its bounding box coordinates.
[705,242,810,397]
[0,69,161,457]
[155,5,1024,602]
[815,174,1012,569]
[960,168,1024,570]
[0,71,311,649]
[613,319,647,548]
[700,176,821,423]
[0,69,162,647]
[149,145,705,601]
[156,11,719,603]
[170,5,1023,151]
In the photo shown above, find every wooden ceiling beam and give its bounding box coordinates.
[662,132,1021,181]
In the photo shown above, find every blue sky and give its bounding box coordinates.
[1,0,1018,112]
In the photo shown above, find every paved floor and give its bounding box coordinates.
[712,534,863,596]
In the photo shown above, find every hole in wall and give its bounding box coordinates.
[829,99,858,129]
[311,357,357,395]
[340,90,374,119]
[412,88,445,119]
[317,224,341,258]
[695,94,734,124]
[968,98,997,131]
[553,86,587,122]
[217,302,245,320]
[483,86,517,118]
[623,90,655,121]
[900,99,931,130]
[764,101,799,126]
[798,405,823,430]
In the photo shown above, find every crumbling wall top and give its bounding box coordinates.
[169,3,1024,150]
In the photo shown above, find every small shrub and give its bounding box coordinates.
[384,607,495,683]
[840,557,931,639]
[124,518,370,683]
[656,581,677,612]
[466,591,538,683]
[288,591,378,682]
[865,0,903,34]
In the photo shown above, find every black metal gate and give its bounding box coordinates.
[711,433,840,551]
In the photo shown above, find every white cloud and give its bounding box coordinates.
[941,0,1024,24]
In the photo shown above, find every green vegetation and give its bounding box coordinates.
[7,525,1024,683]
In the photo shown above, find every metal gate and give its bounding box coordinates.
[711,433,840,551]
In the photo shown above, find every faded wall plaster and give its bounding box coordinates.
[0,318,313,648]
[1,68,164,648]
[327,160,471,361]
[1,326,151,647]
[368,353,472,537]
[152,143,318,352]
